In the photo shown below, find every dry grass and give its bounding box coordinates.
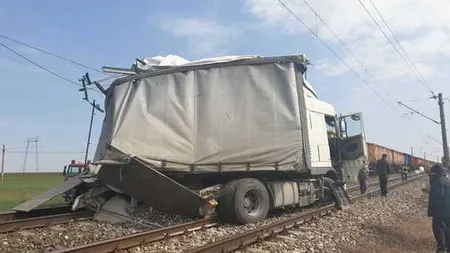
[341,215,435,253]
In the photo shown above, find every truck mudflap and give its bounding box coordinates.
[330,181,351,209]
[13,176,84,212]
[97,157,212,218]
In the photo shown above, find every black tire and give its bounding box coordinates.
[321,177,336,202]
[218,178,270,224]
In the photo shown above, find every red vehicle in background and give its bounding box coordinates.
[62,160,89,202]
[63,160,88,180]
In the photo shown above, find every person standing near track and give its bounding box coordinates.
[427,164,450,253]
[358,161,369,194]
[401,165,409,181]
[375,154,391,196]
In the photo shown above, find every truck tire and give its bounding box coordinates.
[218,178,270,224]
[322,177,335,202]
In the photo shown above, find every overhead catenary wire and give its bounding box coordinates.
[0,34,105,74]
[366,0,433,96]
[0,42,82,87]
[400,97,436,103]
[0,42,101,94]
[275,0,439,155]
[8,151,86,154]
[298,0,399,110]
[275,0,396,112]
[355,0,436,97]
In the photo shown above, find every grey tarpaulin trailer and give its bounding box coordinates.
[15,54,365,223]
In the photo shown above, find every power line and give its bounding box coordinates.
[0,42,81,87]
[366,0,433,96]
[275,0,436,147]
[9,151,86,154]
[355,0,435,96]
[0,42,101,93]
[298,0,398,110]
[275,0,396,112]
[398,101,440,124]
[401,97,435,103]
[0,34,104,74]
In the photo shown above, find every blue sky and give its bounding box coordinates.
[0,0,449,172]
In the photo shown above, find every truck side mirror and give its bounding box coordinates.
[63,166,67,176]
[351,114,361,121]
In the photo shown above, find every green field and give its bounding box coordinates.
[0,173,66,211]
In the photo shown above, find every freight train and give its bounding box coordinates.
[367,142,435,173]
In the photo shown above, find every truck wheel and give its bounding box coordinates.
[321,177,335,202]
[218,178,270,224]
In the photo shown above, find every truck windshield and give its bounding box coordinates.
[66,166,82,176]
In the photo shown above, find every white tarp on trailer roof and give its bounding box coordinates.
[95,55,311,172]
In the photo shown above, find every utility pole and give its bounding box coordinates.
[84,99,96,164]
[1,145,5,181]
[22,139,30,173]
[411,147,414,156]
[438,93,449,167]
[79,73,104,164]
[22,137,39,173]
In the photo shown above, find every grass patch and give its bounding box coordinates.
[0,173,66,211]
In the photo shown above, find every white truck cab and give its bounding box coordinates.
[303,79,368,184]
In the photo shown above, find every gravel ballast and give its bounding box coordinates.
[0,174,428,253]
[236,175,432,253]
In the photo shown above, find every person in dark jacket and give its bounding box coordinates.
[376,154,390,196]
[428,164,450,253]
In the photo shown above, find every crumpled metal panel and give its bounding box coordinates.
[13,176,83,212]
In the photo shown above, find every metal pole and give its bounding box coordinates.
[438,93,450,167]
[411,147,413,156]
[22,139,30,173]
[34,137,39,172]
[84,99,96,164]
[1,145,5,181]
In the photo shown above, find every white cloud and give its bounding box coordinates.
[241,0,450,81]
[160,18,241,57]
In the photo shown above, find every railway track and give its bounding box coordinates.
[0,206,94,233]
[184,174,424,253]
[0,205,73,222]
[50,174,423,253]
[0,175,398,234]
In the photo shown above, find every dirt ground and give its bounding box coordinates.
[341,183,436,253]
[341,215,435,253]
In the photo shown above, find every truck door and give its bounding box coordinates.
[339,112,368,182]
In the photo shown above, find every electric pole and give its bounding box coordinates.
[84,99,96,164]
[1,145,5,181]
[438,93,449,167]
[22,137,39,173]
[79,73,104,164]
[399,94,449,167]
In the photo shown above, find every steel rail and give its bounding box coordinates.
[0,205,73,222]
[0,210,94,233]
[183,174,424,253]
[52,218,218,253]
[346,174,404,192]
[51,174,423,253]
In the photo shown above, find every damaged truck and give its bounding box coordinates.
[14,54,368,224]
